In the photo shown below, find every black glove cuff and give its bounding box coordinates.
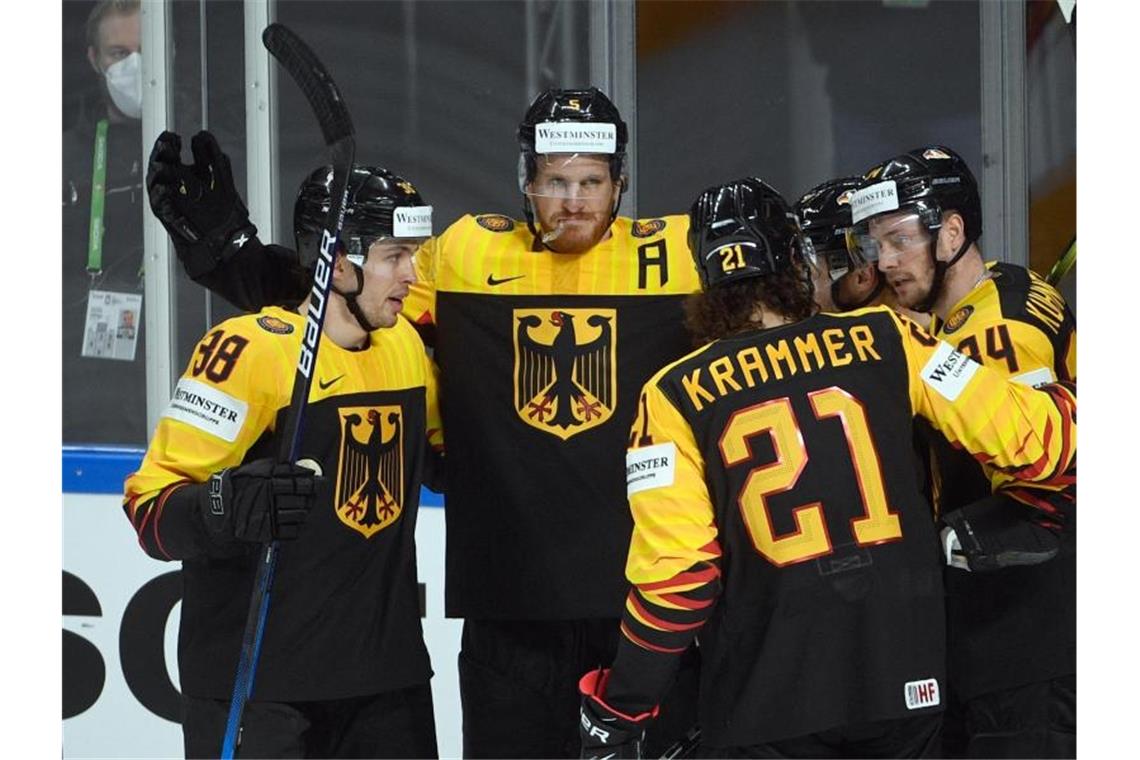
[942,493,1062,572]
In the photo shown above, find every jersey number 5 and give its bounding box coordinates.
[718,387,902,566]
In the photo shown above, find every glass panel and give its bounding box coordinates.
[62,0,247,448]
[1025,0,1076,308]
[272,0,591,242]
[636,0,982,218]
[168,0,249,364]
[62,0,148,446]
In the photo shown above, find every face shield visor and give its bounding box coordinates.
[803,230,853,282]
[845,210,933,267]
[518,120,621,199]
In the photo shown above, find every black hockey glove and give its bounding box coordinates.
[146,130,258,279]
[201,458,324,544]
[940,492,1064,573]
[579,668,657,760]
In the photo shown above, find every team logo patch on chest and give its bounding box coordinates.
[942,305,974,334]
[631,219,666,238]
[476,214,515,232]
[334,406,404,538]
[256,315,294,334]
[513,308,617,439]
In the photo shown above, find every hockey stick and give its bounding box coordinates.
[1046,236,1076,287]
[658,725,701,759]
[220,23,355,759]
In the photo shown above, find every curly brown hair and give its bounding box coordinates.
[683,263,818,347]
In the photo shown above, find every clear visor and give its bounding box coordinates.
[846,211,932,265]
[343,234,428,267]
[803,234,852,281]
[519,153,617,200]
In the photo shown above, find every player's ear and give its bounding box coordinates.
[940,211,966,253]
[88,46,101,75]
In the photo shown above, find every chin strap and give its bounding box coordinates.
[914,235,974,314]
[333,263,378,333]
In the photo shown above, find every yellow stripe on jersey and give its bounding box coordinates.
[125,306,440,504]
[405,213,699,311]
[624,383,719,598]
[891,311,1075,491]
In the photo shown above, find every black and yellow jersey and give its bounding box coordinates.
[124,306,442,701]
[614,308,1076,745]
[405,212,701,618]
[927,261,1077,700]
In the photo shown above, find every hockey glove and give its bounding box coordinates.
[579,668,657,760]
[146,130,258,279]
[940,493,1063,573]
[202,458,324,544]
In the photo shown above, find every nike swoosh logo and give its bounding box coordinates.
[318,374,345,391]
[486,273,526,286]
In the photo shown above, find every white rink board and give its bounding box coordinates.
[63,491,463,759]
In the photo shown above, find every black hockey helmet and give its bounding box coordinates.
[293,164,431,332]
[517,86,628,183]
[688,177,804,289]
[849,145,981,244]
[517,87,628,239]
[794,176,863,277]
[847,145,981,312]
[294,164,431,267]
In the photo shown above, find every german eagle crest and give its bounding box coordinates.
[513,308,617,439]
[334,406,404,538]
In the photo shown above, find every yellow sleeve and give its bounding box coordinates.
[894,313,1076,491]
[425,352,444,452]
[124,321,289,505]
[621,380,721,653]
[406,236,439,327]
[1004,320,1061,386]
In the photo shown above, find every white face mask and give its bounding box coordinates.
[104,52,142,120]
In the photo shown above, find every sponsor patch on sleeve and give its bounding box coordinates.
[626,442,677,496]
[904,678,941,710]
[163,378,248,442]
[1011,366,1055,388]
[921,341,980,402]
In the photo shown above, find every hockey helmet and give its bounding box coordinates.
[294,164,432,268]
[794,176,863,279]
[688,177,804,289]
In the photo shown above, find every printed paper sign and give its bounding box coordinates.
[82,289,142,361]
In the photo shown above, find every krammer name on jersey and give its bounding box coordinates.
[679,323,882,412]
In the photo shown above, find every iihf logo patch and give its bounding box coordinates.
[513,308,617,440]
[904,678,941,710]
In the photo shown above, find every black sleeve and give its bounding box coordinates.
[123,481,251,562]
[178,236,311,312]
